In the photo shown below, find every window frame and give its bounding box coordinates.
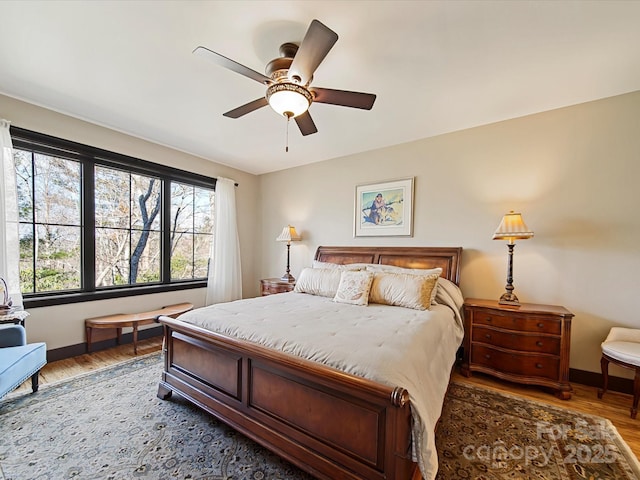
[10,126,217,308]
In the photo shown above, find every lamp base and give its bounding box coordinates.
[498,291,520,306]
[280,273,296,283]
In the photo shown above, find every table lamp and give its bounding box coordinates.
[276,225,301,282]
[492,211,533,305]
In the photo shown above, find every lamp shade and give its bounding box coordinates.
[492,211,533,244]
[276,225,301,243]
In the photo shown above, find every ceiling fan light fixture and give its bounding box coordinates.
[266,83,312,118]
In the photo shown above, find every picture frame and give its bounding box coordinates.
[354,177,414,237]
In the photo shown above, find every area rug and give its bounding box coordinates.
[0,355,638,480]
[436,382,640,480]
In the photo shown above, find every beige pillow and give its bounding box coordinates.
[312,260,365,271]
[293,268,342,297]
[365,264,443,277]
[366,265,442,304]
[333,270,374,306]
[369,272,440,310]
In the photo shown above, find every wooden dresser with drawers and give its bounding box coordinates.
[461,298,574,399]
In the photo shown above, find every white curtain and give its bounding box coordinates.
[0,119,23,307]
[205,177,242,305]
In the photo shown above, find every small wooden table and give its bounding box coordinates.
[260,278,296,296]
[0,307,29,327]
[85,302,193,354]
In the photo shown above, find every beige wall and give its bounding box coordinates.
[3,91,639,377]
[0,94,261,350]
[259,91,640,377]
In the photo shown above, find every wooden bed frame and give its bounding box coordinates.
[157,246,462,480]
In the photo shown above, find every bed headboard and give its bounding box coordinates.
[314,246,462,285]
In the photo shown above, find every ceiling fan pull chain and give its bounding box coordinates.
[285,114,290,153]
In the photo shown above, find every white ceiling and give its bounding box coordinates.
[1,1,639,175]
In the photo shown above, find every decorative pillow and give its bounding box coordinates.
[312,260,365,271]
[365,265,442,304]
[333,270,374,306]
[293,268,342,297]
[365,264,443,277]
[369,272,440,310]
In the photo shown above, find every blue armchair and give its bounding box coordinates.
[0,324,47,399]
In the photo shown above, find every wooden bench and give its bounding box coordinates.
[85,302,193,355]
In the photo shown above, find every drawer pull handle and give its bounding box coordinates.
[485,334,492,339]
[537,323,545,328]
[485,354,491,360]
[536,341,543,347]
[536,363,543,369]
[485,316,492,322]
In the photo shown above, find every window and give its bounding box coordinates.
[10,127,216,307]
[94,166,162,287]
[170,182,214,280]
[15,150,82,294]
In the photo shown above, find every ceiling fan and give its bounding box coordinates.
[193,19,377,137]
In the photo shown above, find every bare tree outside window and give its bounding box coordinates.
[95,166,161,287]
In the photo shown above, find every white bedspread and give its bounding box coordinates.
[177,282,464,480]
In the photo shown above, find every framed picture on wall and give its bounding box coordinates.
[354,177,414,237]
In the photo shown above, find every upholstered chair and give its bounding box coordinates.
[598,327,640,419]
[0,324,47,399]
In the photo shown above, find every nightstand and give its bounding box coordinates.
[462,298,574,399]
[260,278,296,296]
[0,307,29,327]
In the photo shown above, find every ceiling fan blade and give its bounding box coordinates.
[288,20,338,86]
[223,97,269,118]
[294,111,318,136]
[193,46,272,85]
[312,87,377,110]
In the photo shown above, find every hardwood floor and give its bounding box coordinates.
[12,336,163,393]
[10,337,640,462]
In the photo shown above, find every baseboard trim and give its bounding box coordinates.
[46,326,163,362]
[570,367,634,395]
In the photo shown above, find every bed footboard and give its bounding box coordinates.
[157,316,417,480]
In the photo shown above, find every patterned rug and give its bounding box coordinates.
[0,354,638,480]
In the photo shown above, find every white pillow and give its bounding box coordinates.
[369,272,440,310]
[333,270,374,306]
[312,260,365,271]
[434,277,464,310]
[293,268,342,297]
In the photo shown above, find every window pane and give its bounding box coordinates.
[14,150,33,223]
[95,227,130,287]
[19,224,34,294]
[193,233,212,278]
[170,182,214,281]
[130,230,160,284]
[194,187,214,234]
[34,225,81,293]
[131,174,161,231]
[171,183,194,233]
[95,166,129,228]
[171,233,193,280]
[34,153,81,226]
[14,149,82,294]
